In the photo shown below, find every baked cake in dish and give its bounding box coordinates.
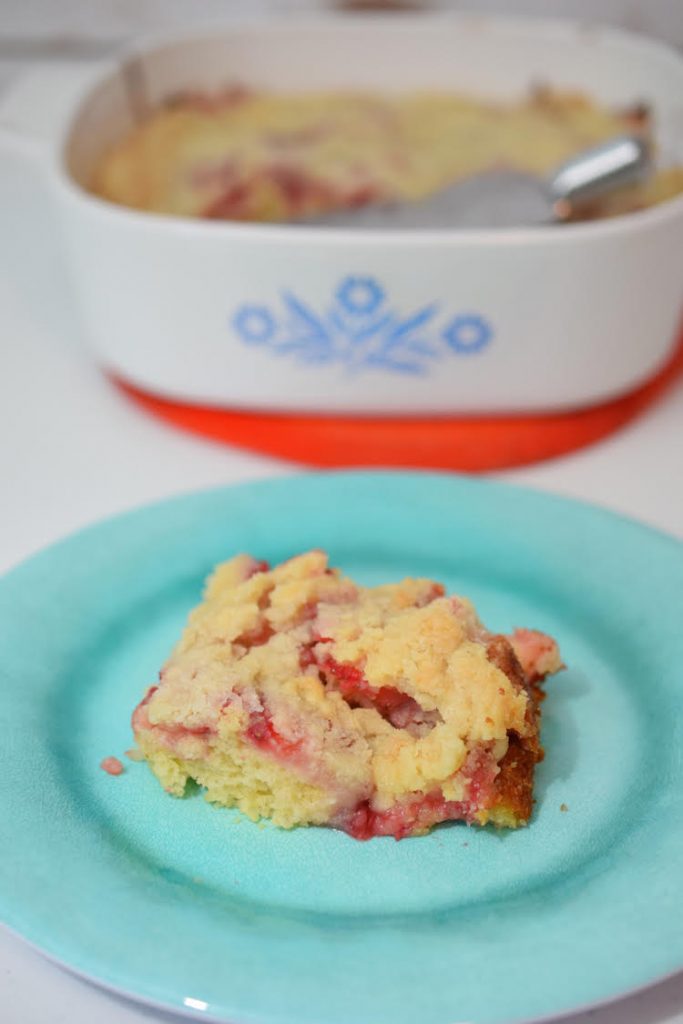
[132,551,563,839]
[92,86,683,223]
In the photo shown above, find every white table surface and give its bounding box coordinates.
[2,66,683,1024]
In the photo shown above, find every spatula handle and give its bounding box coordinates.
[549,135,651,215]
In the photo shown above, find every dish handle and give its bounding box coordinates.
[0,63,106,161]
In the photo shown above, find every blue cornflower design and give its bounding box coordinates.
[231,277,493,374]
[335,276,385,316]
[442,314,492,354]
[232,306,276,345]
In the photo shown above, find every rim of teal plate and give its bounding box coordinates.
[0,470,682,1024]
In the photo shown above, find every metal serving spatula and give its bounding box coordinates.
[310,135,651,229]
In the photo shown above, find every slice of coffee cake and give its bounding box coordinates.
[132,551,562,839]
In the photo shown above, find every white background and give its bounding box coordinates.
[0,0,682,48]
[1,1,683,1022]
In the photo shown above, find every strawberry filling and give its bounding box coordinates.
[201,160,389,222]
[244,707,303,761]
[342,792,470,841]
[299,645,318,671]
[130,684,158,733]
[416,582,446,606]
[131,687,214,751]
[203,165,336,220]
[245,558,270,579]
[339,746,498,840]
[267,165,333,212]
[204,182,253,219]
[318,654,427,728]
[509,628,561,682]
[100,756,125,776]
[234,619,274,648]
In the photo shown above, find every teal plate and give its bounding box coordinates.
[1,471,683,1024]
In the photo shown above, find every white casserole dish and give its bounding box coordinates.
[5,15,683,414]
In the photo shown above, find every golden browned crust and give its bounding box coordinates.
[484,635,545,826]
